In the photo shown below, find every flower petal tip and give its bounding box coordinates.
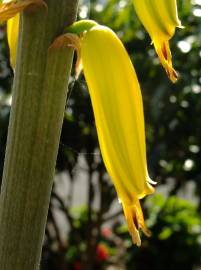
[148,178,157,185]
[154,40,178,83]
[122,200,151,246]
[177,19,184,29]
[167,67,178,83]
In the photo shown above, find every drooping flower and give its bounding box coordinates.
[80,25,155,245]
[133,0,182,82]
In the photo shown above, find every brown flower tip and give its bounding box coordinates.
[0,0,47,23]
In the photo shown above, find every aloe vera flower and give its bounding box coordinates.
[0,0,155,244]
[133,0,182,83]
[80,25,155,245]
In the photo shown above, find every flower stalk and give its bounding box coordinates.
[0,1,78,270]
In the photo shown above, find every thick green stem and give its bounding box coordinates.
[0,1,78,269]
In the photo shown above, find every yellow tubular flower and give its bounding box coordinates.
[81,25,155,246]
[133,0,182,83]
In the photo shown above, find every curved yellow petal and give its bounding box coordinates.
[7,13,19,69]
[81,25,154,245]
[133,0,182,83]
[122,200,151,246]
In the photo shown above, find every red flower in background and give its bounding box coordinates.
[96,244,109,262]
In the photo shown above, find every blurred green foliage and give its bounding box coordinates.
[119,195,201,270]
[0,0,201,269]
[41,194,201,270]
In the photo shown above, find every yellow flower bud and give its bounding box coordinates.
[81,25,155,245]
[133,0,182,83]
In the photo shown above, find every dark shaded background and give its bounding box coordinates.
[0,0,200,269]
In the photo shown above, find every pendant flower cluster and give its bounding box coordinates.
[0,0,182,245]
